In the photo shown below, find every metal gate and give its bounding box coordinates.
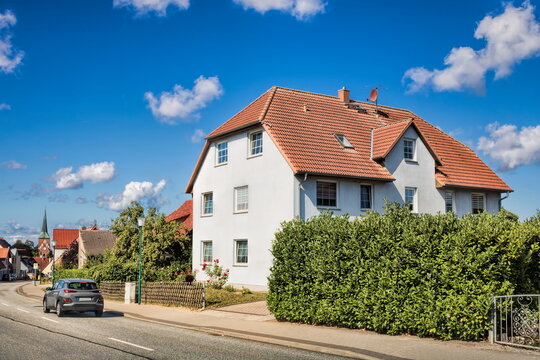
[492,294,540,350]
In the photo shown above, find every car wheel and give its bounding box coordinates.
[43,299,50,313]
[95,309,103,317]
[56,302,64,317]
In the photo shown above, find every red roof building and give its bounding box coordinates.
[184,86,512,287]
[166,200,193,233]
[53,229,80,250]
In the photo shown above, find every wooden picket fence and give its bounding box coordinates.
[141,281,205,309]
[99,281,205,309]
[100,281,125,300]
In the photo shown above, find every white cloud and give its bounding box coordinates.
[234,0,326,20]
[50,161,117,189]
[1,160,27,169]
[0,10,23,74]
[96,179,167,211]
[478,122,540,171]
[4,219,38,236]
[113,0,190,16]
[404,2,540,94]
[145,76,223,124]
[0,103,10,110]
[191,129,206,143]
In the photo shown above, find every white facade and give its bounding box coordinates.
[192,127,294,289]
[192,126,502,288]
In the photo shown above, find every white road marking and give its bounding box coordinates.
[17,308,29,313]
[108,337,154,351]
[41,317,59,323]
[1,303,8,306]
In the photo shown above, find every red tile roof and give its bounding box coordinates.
[33,256,50,271]
[52,229,80,249]
[186,87,511,193]
[166,200,193,232]
[372,120,441,165]
[0,248,10,258]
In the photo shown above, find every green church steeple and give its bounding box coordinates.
[39,209,50,239]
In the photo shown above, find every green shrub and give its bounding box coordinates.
[223,285,236,292]
[267,204,540,341]
[55,268,91,281]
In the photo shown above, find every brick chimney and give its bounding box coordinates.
[338,87,350,103]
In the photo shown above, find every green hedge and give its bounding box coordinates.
[267,205,540,340]
[54,268,91,281]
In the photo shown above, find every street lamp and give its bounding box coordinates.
[51,239,56,286]
[137,216,145,304]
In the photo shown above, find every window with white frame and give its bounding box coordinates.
[404,139,416,161]
[471,193,485,214]
[201,241,212,263]
[216,141,228,165]
[202,192,213,215]
[360,185,372,209]
[405,187,417,212]
[249,131,263,156]
[234,239,248,265]
[445,191,454,213]
[316,181,337,207]
[234,186,248,213]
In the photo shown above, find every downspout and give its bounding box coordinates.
[295,173,308,219]
[499,191,510,211]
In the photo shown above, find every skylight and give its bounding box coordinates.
[334,134,354,149]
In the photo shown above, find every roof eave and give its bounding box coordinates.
[296,171,395,182]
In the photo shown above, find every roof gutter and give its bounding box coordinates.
[499,191,510,211]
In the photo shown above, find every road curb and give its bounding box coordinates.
[16,283,382,360]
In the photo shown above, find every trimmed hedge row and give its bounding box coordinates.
[267,205,540,340]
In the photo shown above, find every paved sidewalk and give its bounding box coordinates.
[19,282,540,360]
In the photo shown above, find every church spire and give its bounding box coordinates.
[39,209,50,239]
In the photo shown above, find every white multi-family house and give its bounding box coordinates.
[185,87,512,288]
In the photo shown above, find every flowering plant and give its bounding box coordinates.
[202,259,229,289]
[175,268,197,283]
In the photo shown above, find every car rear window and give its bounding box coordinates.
[67,282,98,290]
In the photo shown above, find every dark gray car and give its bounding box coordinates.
[43,278,104,317]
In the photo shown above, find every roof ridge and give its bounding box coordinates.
[373,119,412,130]
[273,86,418,115]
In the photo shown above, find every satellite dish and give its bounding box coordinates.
[369,88,378,103]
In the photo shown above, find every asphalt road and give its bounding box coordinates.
[0,281,346,360]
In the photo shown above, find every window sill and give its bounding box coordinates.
[234,210,248,214]
[201,214,213,217]
[317,207,340,211]
[215,162,228,167]
[247,153,263,159]
[233,263,248,267]
[405,159,418,164]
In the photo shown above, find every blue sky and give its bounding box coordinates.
[1,0,540,242]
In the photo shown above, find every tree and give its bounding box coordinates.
[12,239,38,256]
[89,201,191,282]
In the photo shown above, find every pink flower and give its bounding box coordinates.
[206,280,210,283]
[214,259,219,264]
[202,264,207,270]
[226,268,230,272]
[218,277,221,280]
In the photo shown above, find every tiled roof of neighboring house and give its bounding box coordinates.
[0,248,10,258]
[33,256,50,270]
[53,229,80,249]
[79,230,116,257]
[186,87,511,193]
[0,238,11,248]
[166,200,193,233]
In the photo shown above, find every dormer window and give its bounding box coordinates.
[334,134,354,149]
[404,139,416,161]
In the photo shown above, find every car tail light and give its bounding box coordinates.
[64,289,77,293]
[63,298,72,303]
[93,290,102,293]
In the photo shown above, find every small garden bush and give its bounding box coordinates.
[267,204,540,340]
